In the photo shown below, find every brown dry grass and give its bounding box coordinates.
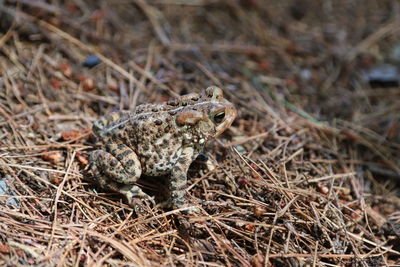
[0,0,399,266]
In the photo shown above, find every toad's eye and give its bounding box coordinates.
[213,111,225,124]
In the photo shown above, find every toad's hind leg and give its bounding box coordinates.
[90,143,154,207]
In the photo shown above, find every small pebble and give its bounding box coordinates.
[363,64,399,87]
[0,179,20,208]
[299,68,312,81]
[83,55,101,68]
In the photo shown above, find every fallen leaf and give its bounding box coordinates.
[42,151,63,164]
[58,63,73,78]
[50,78,62,90]
[0,244,10,254]
[61,129,91,141]
[76,152,89,166]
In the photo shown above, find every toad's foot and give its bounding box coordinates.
[128,196,155,214]
[157,199,200,214]
[119,184,156,214]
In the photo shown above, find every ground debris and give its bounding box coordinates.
[0,0,399,266]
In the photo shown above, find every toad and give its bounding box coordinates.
[90,86,237,210]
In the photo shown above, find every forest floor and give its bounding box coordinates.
[0,0,399,266]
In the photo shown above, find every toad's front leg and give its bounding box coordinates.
[168,147,195,210]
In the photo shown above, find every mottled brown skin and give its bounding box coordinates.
[90,86,237,210]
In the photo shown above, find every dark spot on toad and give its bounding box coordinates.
[118,149,133,158]
[168,101,178,106]
[125,159,135,167]
[178,158,187,164]
[152,154,159,162]
[117,143,126,149]
[172,166,182,173]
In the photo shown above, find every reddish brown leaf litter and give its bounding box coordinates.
[0,1,399,266]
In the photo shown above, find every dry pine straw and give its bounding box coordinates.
[0,1,400,266]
